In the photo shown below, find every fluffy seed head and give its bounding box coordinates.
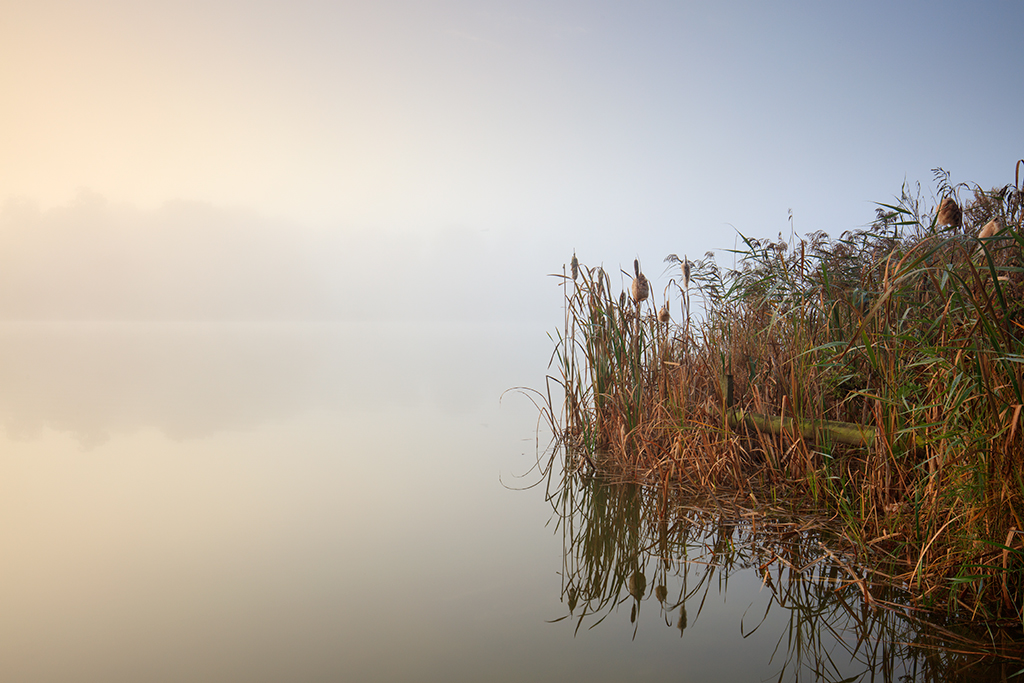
[937,197,962,228]
[978,219,1001,240]
[631,259,649,303]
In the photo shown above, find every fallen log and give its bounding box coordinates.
[726,408,881,449]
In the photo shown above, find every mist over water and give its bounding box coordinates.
[3,195,1006,682]
[0,194,558,324]
[0,320,547,445]
[0,194,576,680]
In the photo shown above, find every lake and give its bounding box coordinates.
[0,322,1016,681]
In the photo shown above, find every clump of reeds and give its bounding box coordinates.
[544,162,1024,623]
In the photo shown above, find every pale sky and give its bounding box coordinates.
[1,0,1022,320]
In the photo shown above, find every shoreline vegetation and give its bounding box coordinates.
[538,164,1024,637]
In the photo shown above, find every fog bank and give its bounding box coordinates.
[0,193,557,323]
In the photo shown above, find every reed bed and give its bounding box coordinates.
[542,164,1024,623]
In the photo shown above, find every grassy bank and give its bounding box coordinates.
[543,164,1024,623]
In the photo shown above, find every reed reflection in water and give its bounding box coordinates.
[548,469,1023,682]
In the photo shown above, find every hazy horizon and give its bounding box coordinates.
[0,192,563,322]
[4,1,1021,326]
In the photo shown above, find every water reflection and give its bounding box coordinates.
[549,471,1023,681]
[7,320,1020,680]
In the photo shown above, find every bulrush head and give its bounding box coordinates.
[937,197,962,228]
[978,218,1001,240]
[570,252,579,281]
[631,259,649,303]
[658,303,670,323]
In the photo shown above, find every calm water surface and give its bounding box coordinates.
[0,322,1015,681]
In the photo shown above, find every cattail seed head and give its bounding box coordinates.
[570,253,579,281]
[937,197,962,228]
[658,303,670,323]
[631,259,649,303]
[631,275,649,303]
[682,259,690,290]
[628,571,647,600]
[979,218,1001,240]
